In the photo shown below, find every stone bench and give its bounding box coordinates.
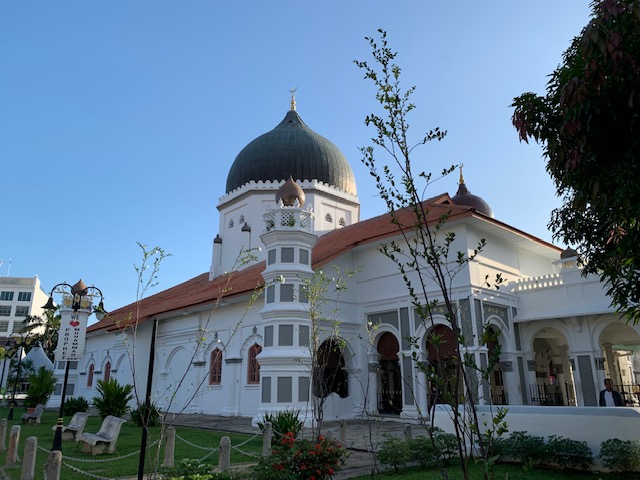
[21,404,45,424]
[51,411,90,441]
[78,415,127,455]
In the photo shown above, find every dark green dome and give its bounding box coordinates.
[225,109,357,195]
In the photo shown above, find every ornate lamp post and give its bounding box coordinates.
[6,332,31,420]
[43,280,107,452]
[0,338,15,401]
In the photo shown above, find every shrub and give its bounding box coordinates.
[409,436,438,468]
[24,367,56,407]
[253,431,347,480]
[63,396,89,416]
[376,434,411,472]
[495,431,546,465]
[433,427,459,464]
[546,435,593,470]
[600,438,640,473]
[131,402,162,427]
[162,458,240,480]
[92,378,134,418]
[257,409,303,440]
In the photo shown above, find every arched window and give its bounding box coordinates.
[87,364,95,387]
[210,348,223,385]
[103,361,111,382]
[325,213,333,223]
[247,343,262,384]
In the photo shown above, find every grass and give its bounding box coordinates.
[0,407,263,479]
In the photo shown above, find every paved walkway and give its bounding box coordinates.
[168,414,421,479]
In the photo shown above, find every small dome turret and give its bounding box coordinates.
[276,176,305,207]
[451,165,494,218]
[560,247,579,259]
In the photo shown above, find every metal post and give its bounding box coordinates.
[137,318,158,480]
[0,347,10,395]
[51,361,70,451]
[7,345,22,421]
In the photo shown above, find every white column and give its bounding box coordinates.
[603,343,622,385]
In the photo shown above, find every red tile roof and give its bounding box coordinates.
[87,193,551,333]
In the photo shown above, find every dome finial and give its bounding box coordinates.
[289,86,297,111]
[459,162,465,185]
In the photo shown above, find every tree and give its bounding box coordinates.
[355,29,505,480]
[22,309,61,361]
[511,0,640,323]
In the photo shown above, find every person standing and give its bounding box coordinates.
[599,378,624,406]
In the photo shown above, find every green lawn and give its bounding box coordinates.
[0,407,262,479]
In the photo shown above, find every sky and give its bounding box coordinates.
[1,1,593,316]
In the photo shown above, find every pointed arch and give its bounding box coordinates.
[103,360,111,382]
[87,363,95,387]
[209,348,223,385]
[247,343,262,384]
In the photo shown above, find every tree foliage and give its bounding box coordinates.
[512,0,640,322]
[22,309,61,361]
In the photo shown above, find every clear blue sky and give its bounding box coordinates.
[1,1,592,315]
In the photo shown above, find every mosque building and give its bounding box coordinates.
[72,98,640,422]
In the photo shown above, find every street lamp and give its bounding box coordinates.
[44,280,107,452]
[6,333,31,421]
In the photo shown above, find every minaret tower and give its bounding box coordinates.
[252,177,318,425]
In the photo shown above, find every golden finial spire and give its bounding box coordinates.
[459,162,465,185]
[289,87,297,111]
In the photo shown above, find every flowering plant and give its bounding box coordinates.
[253,431,348,480]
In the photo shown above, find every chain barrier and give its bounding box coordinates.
[174,431,262,461]
[231,444,261,459]
[230,432,262,460]
[37,439,159,463]
[175,433,220,452]
[35,438,160,480]
[61,460,114,480]
[36,431,263,477]
[197,448,217,462]
[234,432,261,448]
